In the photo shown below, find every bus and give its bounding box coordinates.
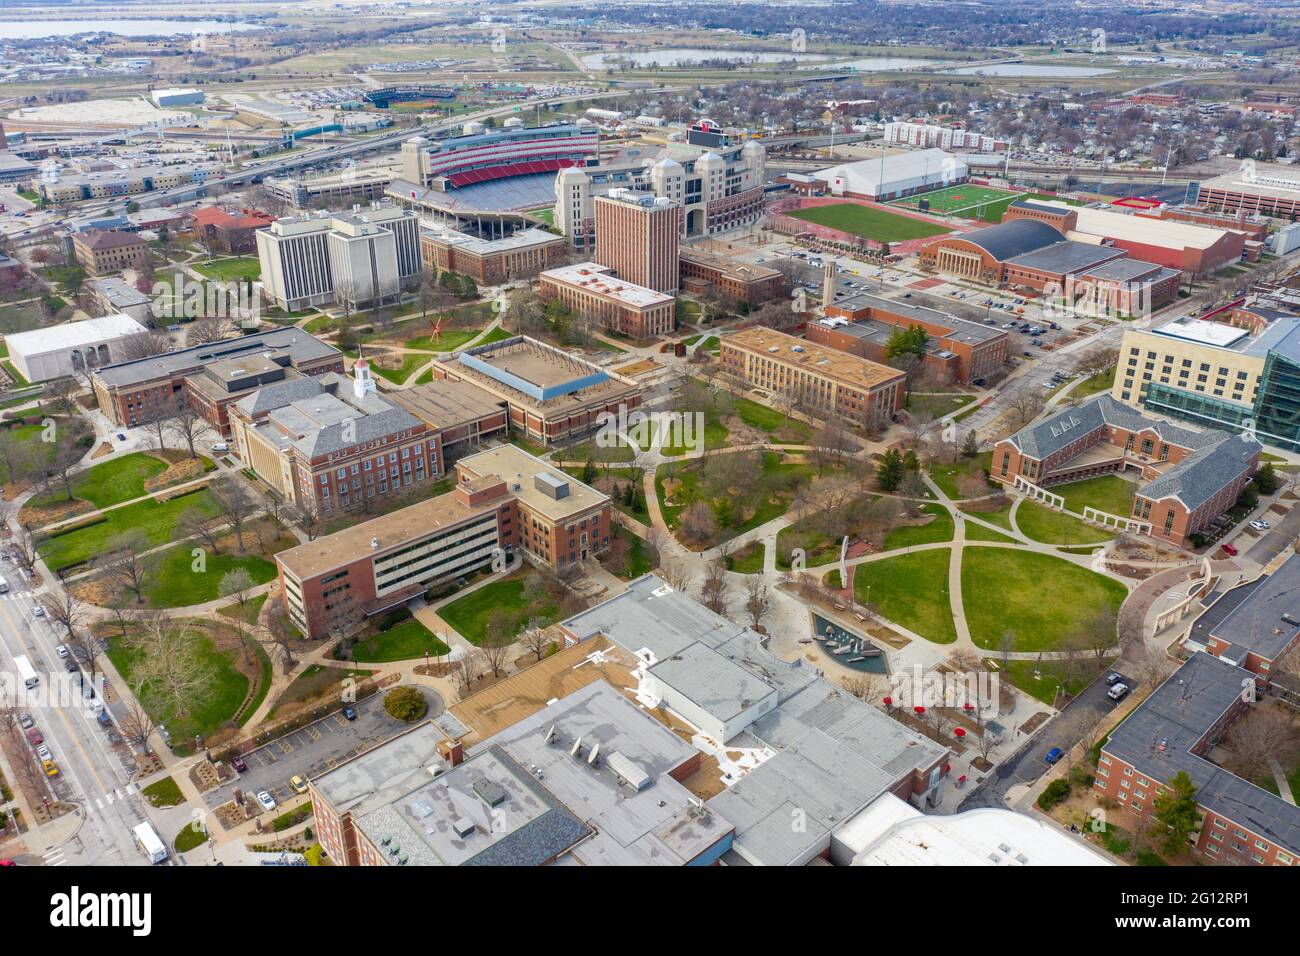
[132,822,167,864]
[13,654,37,689]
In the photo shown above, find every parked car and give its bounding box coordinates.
[290,775,308,795]
[31,606,44,618]
[116,433,127,442]
[64,658,78,673]
[42,759,58,778]
[36,745,52,762]
[1221,542,1239,557]
[1105,672,1123,685]
[256,790,277,812]
[18,713,32,730]
[972,378,987,387]
[342,704,357,721]
[231,755,248,773]
[1045,747,1064,765]
[54,644,68,658]
[1249,519,1271,532]
[1108,682,1130,702]
[25,728,42,746]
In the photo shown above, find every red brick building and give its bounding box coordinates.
[418,226,568,285]
[593,188,680,294]
[812,293,1008,385]
[678,250,785,307]
[991,394,1261,548]
[91,328,344,434]
[189,206,275,254]
[275,443,611,640]
[1095,652,1300,866]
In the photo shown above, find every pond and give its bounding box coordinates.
[0,20,259,40]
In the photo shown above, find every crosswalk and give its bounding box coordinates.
[42,847,66,867]
[89,782,138,813]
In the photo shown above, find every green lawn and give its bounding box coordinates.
[657,452,819,538]
[562,466,650,523]
[352,616,450,662]
[962,548,1126,652]
[371,353,428,385]
[439,575,557,645]
[174,824,208,853]
[964,522,1017,543]
[141,776,185,807]
[605,524,655,579]
[732,393,812,441]
[405,328,486,353]
[1015,500,1113,546]
[784,203,950,242]
[850,549,958,644]
[563,437,635,463]
[106,626,253,747]
[142,546,277,609]
[28,452,168,512]
[994,657,1114,705]
[1071,367,1116,400]
[929,452,993,500]
[1054,474,1136,519]
[726,541,766,573]
[775,523,842,570]
[883,503,954,549]
[194,257,261,282]
[38,488,221,572]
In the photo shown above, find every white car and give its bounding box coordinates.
[1249,519,1271,532]
[256,790,277,812]
[32,606,45,618]
[37,744,52,762]
[55,644,69,658]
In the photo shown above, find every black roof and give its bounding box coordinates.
[956,219,1065,262]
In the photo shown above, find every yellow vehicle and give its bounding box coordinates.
[42,759,58,778]
[290,774,308,795]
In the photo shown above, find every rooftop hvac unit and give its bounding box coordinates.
[473,778,506,808]
[534,472,570,500]
[452,817,476,839]
[606,751,652,791]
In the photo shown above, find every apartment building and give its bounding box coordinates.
[1095,652,1300,866]
[274,444,610,639]
[537,262,675,339]
[992,395,1261,548]
[256,205,421,312]
[92,328,343,434]
[592,188,681,293]
[882,121,1008,153]
[72,229,148,276]
[418,225,567,285]
[1191,161,1300,219]
[718,326,906,426]
[1112,299,1300,453]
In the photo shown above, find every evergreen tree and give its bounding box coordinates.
[876,448,904,491]
[902,448,921,473]
[961,429,979,459]
[1150,771,1199,856]
[581,456,597,485]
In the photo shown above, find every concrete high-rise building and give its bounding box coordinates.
[256,205,421,312]
[592,188,680,293]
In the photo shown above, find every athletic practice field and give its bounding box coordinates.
[890,185,1084,223]
[888,183,1019,220]
[783,202,951,242]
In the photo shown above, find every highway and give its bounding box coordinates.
[0,570,158,866]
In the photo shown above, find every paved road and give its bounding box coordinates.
[957,669,1138,811]
[0,571,159,865]
[202,685,443,810]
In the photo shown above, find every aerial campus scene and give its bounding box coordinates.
[0,0,1294,924]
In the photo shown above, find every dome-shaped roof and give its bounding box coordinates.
[696,151,724,166]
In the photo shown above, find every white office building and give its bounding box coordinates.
[6,313,147,382]
[256,205,420,312]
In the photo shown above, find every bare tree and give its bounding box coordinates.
[219,567,258,662]
[517,618,552,663]
[185,315,235,347]
[125,614,217,722]
[43,417,94,501]
[660,561,692,594]
[117,329,173,363]
[100,530,151,604]
[699,559,732,616]
[1006,388,1046,428]
[212,476,256,553]
[180,506,224,555]
[166,409,213,459]
[119,697,158,753]
[257,601,299,674]
[743,576,770,629]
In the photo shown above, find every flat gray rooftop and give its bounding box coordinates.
[1200,553,1300,663]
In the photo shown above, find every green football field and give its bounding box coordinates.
[783,202,951,242]
[889,184,1016,216]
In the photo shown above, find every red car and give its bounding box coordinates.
[25,728,42,747]
[1221,543,1239,557]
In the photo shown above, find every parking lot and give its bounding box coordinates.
[203,686,443,809]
